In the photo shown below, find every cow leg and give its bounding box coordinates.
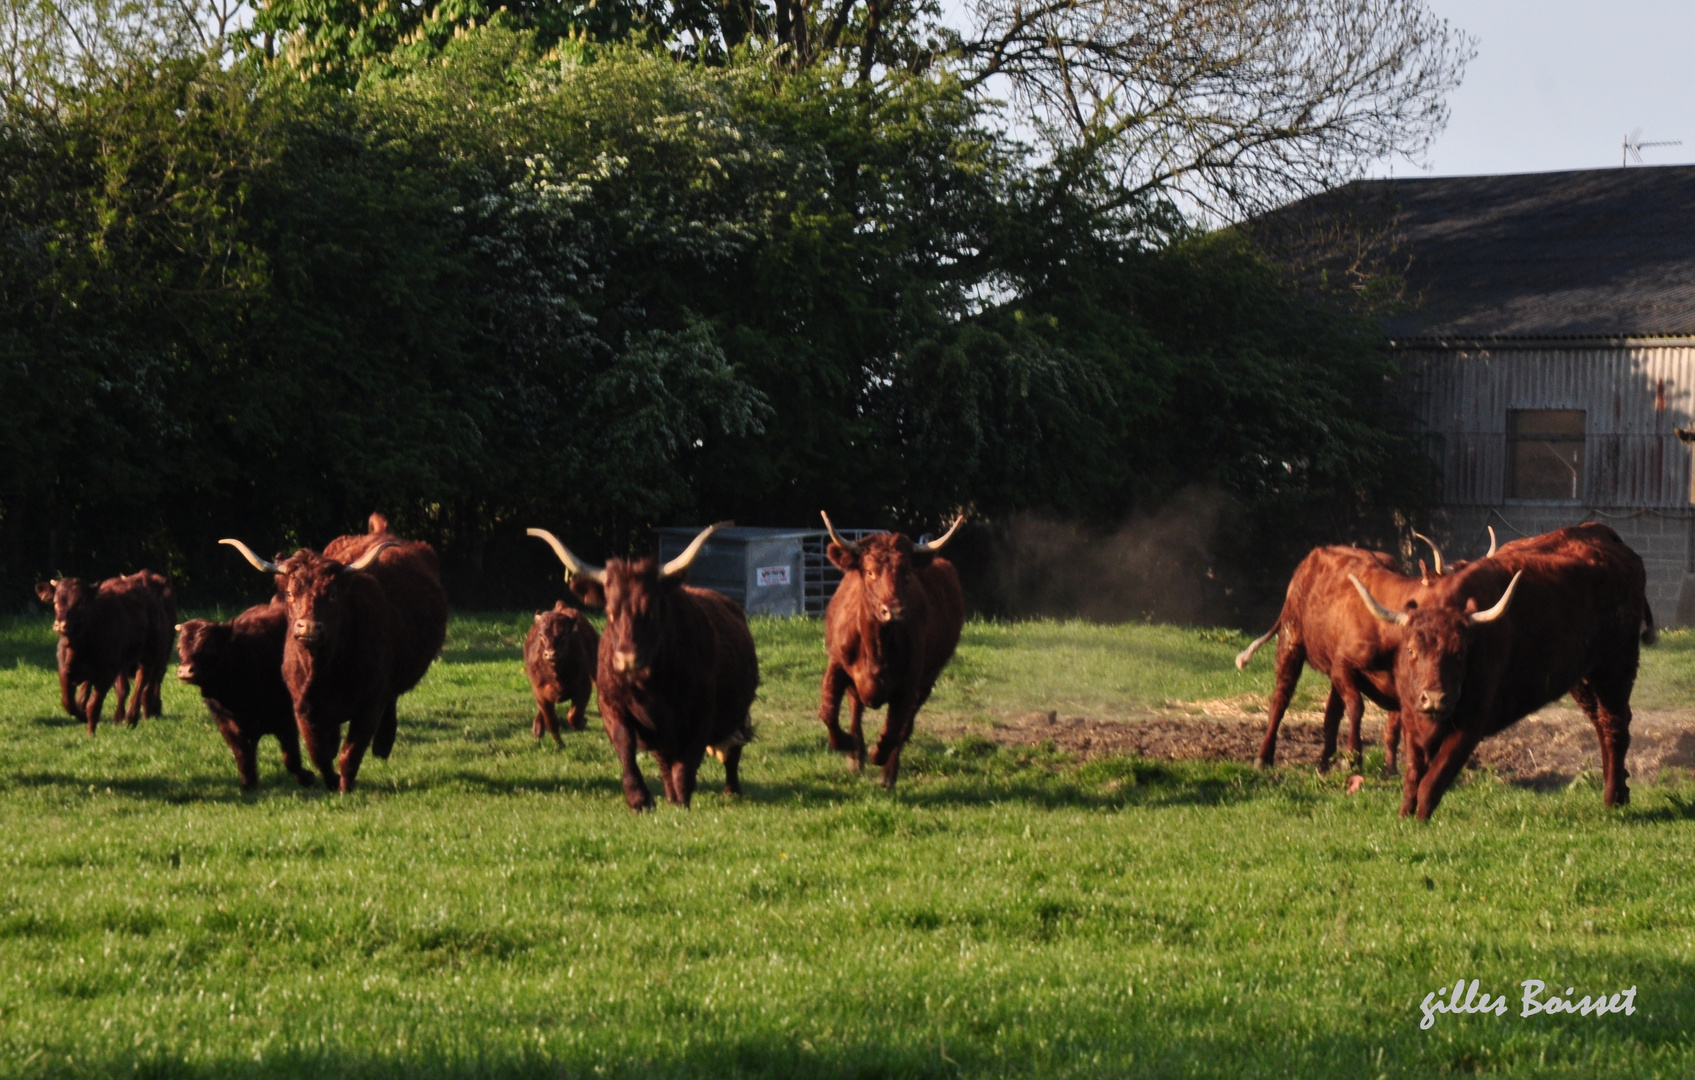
[1415,728,1480,822]
[566,692,589,732]
[1334,678,1368,773]
[336,702,385,793]
[112,670,133,727]
[297,709,341,790]
[370,700,398,761]
[846,691,867,772]
[720,742,744,797]
[872,696,919,790]
[145,659,165,717]
[274,722,315,788]
[654,753,681,805]
[1316,685,1345,772]
[817,663,859,756]
[1255,639,1307,768]
[1574,679,1634,808]
[541,701,565,747]
[1400,731,1429,817]
[59,665,78,720]
[1383,710,1403,776]
[603,711,654,813]
[671,750,704,808]
[216,720,261,790]
[83,683,108,736]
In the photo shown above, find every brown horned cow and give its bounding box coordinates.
[221,513,449,792]
[1350,524,1652,821]
[176,601,316,790]
[1237,530,1495,772]
[523,600,599,745]
[817,512,966,789]
[527,524,756,812]
[36,570,177,734]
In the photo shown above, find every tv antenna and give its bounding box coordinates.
[1624,128,1682,166]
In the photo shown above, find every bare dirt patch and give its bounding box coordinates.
[928,702,1695,786]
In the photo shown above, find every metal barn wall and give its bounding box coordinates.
[1399,341,1695,623]
[1399,342,1695,507]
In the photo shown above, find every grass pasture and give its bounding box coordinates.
[2,615,1695,1078]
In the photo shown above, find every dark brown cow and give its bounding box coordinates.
[817,512,966,789]
[528,524,756,812]
[523,601,599,744]
[176,602,315,790]
[35,570,176,734]
[222,514,449,792]
[1351,523,1651,820]
[1238,529,1496,772]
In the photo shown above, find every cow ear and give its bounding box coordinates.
[570,578,606,609]
[552,599,569,614]
[1464,597,1479,614]
[34,582,54,603]
[826,543,860,571]
[534,612,546,624]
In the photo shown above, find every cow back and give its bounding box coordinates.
[324,531,447,697]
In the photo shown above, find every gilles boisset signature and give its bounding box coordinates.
[1420,980,1638,1029]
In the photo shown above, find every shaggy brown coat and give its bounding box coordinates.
[176,602,315,790]
[36,570,176,734]
[523,601,599,744]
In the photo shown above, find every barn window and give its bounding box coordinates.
[1507,409,1585,501]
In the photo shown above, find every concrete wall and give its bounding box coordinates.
[1430,504,1695,626]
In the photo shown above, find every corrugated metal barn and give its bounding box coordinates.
[1277,166,1695,621]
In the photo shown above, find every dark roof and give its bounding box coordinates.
[1273,166,1695,341]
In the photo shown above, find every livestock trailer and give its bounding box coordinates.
[655,526,880,616]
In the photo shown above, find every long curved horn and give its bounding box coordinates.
[820,511,860,554]
[1412,531,1445,576]
[1468,570,1523,625]
[1349,574,1409,626]
[1485,526,1498,558]
[662,521,731,579]
[914,515,966,554]
[220,538,280,573]
[526,528,605,584]
[339,542,393,574]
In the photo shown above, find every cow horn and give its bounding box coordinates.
[220,538,281,573]
[662,521,731,579]
[820,511,860,554]
[914,514,966,554]
[1412,531,1445,576]
[339,542,393,574]
[1349,574,1409,626]
[526,528,605,584]
[1468,571,1523,625]
[1485,526,1498,558]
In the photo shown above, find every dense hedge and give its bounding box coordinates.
[0,33,1427,613]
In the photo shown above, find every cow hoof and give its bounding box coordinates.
[870,746,889,767]
[847,753,865,774]
[1254,756,1273,770]
[294,773,316,788]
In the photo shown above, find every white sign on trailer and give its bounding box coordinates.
[755,565,791,587]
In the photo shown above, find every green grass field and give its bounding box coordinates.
[2,614,1695,1078]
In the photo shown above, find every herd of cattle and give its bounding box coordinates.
[31,512,1652,822]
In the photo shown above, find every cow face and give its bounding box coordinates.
[175,619,230,687]
[594,559,673,676]
[275,550,350,652]
[827,533,931,624]
[533,602,585,670]
[1352,569,1522,732]
[40,578,91,638]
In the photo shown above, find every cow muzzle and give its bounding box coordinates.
[612,649,641,674]
[175,663,195,681]
[1417,689,1451,717]
[293,619,321,645]
[542,649,556,662]
[52,620,66,634]
[876,603,904,623]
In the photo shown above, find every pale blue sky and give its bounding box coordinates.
[1398,0,1695,176]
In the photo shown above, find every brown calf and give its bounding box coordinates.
[528,524,757,812]
[817,513,966,789]
[1351,524,1651,820]
[222,514,449,792]
[523,601,599,744]
[176,602,315,790]
[35,570,176,734]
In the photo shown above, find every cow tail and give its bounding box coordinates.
[1235,623,1278,671]
[1642,602,1658,646]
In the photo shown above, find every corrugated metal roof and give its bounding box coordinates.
[1270,166,1695,340]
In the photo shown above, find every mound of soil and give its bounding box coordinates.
[929,701,1695,787]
